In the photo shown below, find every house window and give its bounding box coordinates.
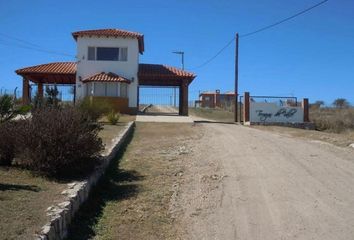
[97,47,119,61]
[88,47,95,60]
[120,47,128,61]
[87,47,128,61]
[106,83,118,97]
[120,83,128,98]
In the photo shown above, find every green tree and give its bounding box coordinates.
[333,98,350,109]
[0,95,30,123]
[45,85,60,107]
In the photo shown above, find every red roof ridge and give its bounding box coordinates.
[82,71,131,83]
[138,63,196,78]
[72,28,144,53]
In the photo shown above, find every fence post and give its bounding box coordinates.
[303,98,309,122]
[243,92,250,123]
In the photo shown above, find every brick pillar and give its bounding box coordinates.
[22,78,30,105]
[179,80,189,116]
[37,82,43,99]
[303,98,309,122]
[243,92,250,122]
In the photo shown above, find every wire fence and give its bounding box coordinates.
[0,88,21,98]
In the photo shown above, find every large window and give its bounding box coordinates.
[86,82,128,98]
[87,47,128,61]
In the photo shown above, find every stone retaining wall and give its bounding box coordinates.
[36,121,135,240]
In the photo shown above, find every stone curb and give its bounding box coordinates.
[35,121,135,240]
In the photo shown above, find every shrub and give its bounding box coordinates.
[0,94,30,123]
[78,97,113,121]
[310,108,354,133]
[0,121,17,166]
[16,106,104,178]
[107,110,120,125]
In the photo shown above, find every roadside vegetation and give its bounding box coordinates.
[189,107,235,122]
[0,90,130,239]
[310,98,354,133]
[66,123,197,240]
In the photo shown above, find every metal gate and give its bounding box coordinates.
[138,86,179,114]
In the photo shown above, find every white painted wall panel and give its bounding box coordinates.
[250,102,304,123]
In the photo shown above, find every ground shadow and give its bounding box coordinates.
[194,120,239,125]
[66,128,144,240]
[138,111,179,116]
[0,183,41,192]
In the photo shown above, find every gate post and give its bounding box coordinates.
[22,77,30,105]
[179,80,189,116]
[243,92,250,123]
[303,98,309,122]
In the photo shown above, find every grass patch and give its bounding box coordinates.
[66,122,196,240]
[310,108,354,133]
[0,122,129,239]
[0,168,67,239]
[189,107,235,122]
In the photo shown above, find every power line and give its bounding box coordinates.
[0,33,41,48]
[189,0,329,70]
[0,40,75,58]
[189,38,235,70]
[240,0,329,38]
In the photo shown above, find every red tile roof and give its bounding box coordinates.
[72,28,144,53]
[15,62,196,85]
[82,72,131,83]
[15,62,76,75]
[138,63,195,79]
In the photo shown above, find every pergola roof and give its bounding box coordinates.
[82,72,131,83]
[138,63,195,86]
[72,29,144,54]
[15,62,196,86]
[15,62,76,84]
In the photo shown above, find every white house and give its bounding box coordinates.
[16,28,196,115]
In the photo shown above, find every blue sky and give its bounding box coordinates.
[0,0,353,105]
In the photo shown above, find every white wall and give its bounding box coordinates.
[250,102,304,123]
[75,36,140,108]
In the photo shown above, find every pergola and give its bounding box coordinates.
[15,62,196,115]
[15,62,76,103]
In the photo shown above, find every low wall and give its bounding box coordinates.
[35,121,135,240]
[250,102,304,123]
[92,96,134,114]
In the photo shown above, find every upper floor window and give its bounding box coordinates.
[88,47,128,61]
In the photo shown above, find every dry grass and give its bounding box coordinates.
[0,122,129,240]
[189,107,235,122]
[310,108,354,133]
[0,168,67,239]
[253,125,354,148]
[66,122,197,240]
[99,114,136,124]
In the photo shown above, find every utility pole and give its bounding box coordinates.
[172,51,184,107]
[234,33,239,122]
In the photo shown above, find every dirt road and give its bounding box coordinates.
[176,123,354,240]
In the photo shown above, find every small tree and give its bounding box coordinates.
[333,98,350,109]
[45,85,60,107]
[311,100,325,109]
[0,95,30,123]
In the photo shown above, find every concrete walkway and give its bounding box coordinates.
[136,105,194,123]
[136,114,193,123]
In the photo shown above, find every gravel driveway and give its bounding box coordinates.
[176,122,354,240]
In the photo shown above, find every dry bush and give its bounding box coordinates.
[16,106,103,178]
[0,121,17,165]
[310,107,354,133]
[107,110,120,125]
[78,97,113,121]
